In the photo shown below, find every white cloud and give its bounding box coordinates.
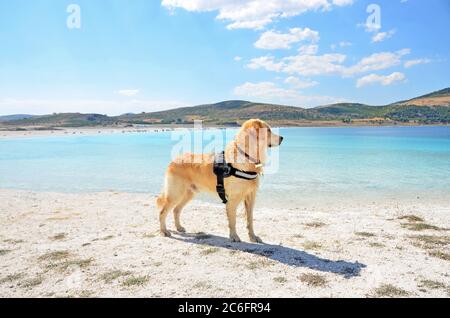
[246,48,411,77]
[254,27,319,50]
[343,49,410,76]
[356,72,405,88]
[339,41,352,47]
[247,56,284,72]
[234,56,242,62]
[333,0,353,6]
[298,44,319,55]
[284,76,319,89]
[330,41,351,50]
[404,58,431,68]
[247,53,347,76]
[162,0,353,30]
[233,81,344,107]
[118,89,139,97]
[234,81,299,99]
[283,53,347,76]
[372,29,396,43]
[0,98,190,116]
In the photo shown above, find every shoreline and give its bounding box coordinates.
[1,187,449,211]
[0,127,175,140]
[1,124,449,140]
[1,189,449,297]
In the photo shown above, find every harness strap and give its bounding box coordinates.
[213,151,258,204]
[216,174,227,204]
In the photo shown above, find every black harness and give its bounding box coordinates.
[213,151,259,204]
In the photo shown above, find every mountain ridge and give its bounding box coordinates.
[1,87,449,127]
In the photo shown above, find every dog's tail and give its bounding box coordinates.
[156,174,168,209]
[156,193,166,209]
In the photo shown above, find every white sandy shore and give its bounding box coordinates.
[0,189,449,298]
[0,127,176,139]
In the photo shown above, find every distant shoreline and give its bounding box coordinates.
[1,123,449,139]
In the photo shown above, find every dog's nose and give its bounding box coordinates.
[279,136,284,144]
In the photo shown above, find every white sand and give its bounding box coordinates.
[0,127,174,139]
[0,189,449,298]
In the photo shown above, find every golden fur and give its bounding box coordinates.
[157,119,283,242]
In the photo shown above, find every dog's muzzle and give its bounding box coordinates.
[269,136,284,148]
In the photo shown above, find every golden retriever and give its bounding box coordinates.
[157,119,283,242]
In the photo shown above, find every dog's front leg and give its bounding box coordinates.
[245,192,262,243]
[226,200,241,242]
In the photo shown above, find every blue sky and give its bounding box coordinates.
[0,0,449,115]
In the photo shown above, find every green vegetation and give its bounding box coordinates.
[45,258,94,272]
[398,215,424,222]
[299,274,327,287]
[304,222,326,228]
[0,273,25,284]
[38,250,71,262]
[355,232,376,237]
[369,242,385,248]
[418,279,447,290]
[0,249,12,256]
[301,241,322,250]
[409,235,450,248]
[429,250,450,261]
[20,276,43,288]
[401,223,442,231]
[50,233,67,241]
[201,247,220,256]
[38,250,94,272]
[193,281,213,290]
[373,284,409,297]
[246,259,273,270]
[3,239,25,244]
[273,276,288,284]
[1,88,449,128]
[100,270,132,283]
[121,275,149,287]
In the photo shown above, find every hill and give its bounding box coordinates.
[1,87,449,128]
[3,113,117,127]
[0,114,37,122]
[393,87,450,107]
[121,100,318,125]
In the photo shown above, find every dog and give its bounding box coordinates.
[157,119,283,242]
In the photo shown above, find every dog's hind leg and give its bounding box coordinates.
[159,200,176,237]
[157,174,187,237]
[173,190,194,233]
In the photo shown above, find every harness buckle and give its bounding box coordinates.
[222,164,232,177]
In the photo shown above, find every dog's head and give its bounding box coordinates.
[235,119,283,164]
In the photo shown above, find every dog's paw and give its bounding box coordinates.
[160,229,172,237]
[229,233,241,242]
[176,226,186,233]
[249,234,263,243]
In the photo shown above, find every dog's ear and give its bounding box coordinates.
[235,119,270,164]
[240,119,269,146]
[243,119,264,133]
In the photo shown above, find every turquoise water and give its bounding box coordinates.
[1,126,450,207]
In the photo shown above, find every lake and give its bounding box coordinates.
[1,126,450,208]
